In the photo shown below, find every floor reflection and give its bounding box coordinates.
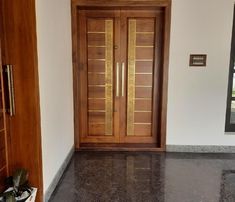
[49,152,235,202]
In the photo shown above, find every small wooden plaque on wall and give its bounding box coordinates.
[189,54,207,67]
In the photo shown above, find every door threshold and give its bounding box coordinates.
[77,143,165,152]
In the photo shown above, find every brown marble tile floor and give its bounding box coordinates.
[49,152,235,202]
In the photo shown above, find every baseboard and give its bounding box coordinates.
[166,145,235,153]
[44,146,74,202]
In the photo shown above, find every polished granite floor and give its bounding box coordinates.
[49,152,235,202]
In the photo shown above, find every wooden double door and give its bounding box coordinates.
[78,9,164,145]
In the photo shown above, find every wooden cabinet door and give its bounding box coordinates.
[119,10,163,144]
[0,0,43,199]
[77,9,163,145]
[78,10,120,143]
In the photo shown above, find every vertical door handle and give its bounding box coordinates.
[121,62,125,97]
[116,62,120,97]
[5,65,15,116]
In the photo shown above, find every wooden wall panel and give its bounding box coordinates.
[0,26,8,193]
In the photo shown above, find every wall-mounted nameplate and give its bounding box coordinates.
[189,54,207,67]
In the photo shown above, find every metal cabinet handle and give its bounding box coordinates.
[121,62,125,97]
[5,65,15,116]
[116,62,120,97]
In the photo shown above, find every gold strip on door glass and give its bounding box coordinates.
[105,20,113,136]
[127,20,136,136]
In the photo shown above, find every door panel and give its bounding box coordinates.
[120,10,163,143]
[126,18,155,137]
[88,19,113,136]
[78,9,163,145]
[79,10,120,143]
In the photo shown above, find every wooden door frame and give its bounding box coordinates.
[72,0,171,151]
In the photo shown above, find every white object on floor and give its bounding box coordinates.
[25,188,37,202]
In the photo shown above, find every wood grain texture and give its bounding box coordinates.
[72,0,80,149]
[78,143,164,151]
[0,24,8,193]
[0,131,5,150]
[0,167,7,192]
[72,0,170,7]
[0,149,6,169]
[159,2,171,150]
[152,11,163,147]
[0,0,43,200]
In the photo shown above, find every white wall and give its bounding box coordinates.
[34,0,235,193]
[35,0,74,193]
[167,0,235,145]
